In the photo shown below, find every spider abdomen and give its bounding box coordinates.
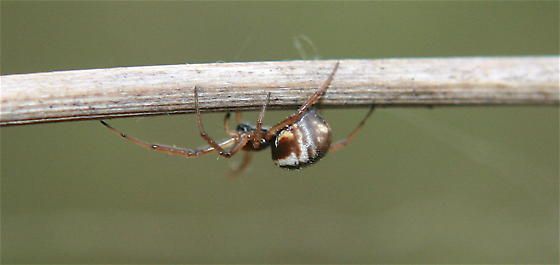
[271,109,332,169]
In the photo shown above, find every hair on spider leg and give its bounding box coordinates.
[99,61,375,174]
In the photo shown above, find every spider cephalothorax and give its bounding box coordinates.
[100,62,374,174]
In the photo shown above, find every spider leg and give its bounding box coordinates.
[195,86,236,158]
[329,105,375,153]
[223,112,237,136]
[224,134,250,156]
[227,151,253,179]
[252,92,271,149]
[265,61,339,140]
[224,111,246,136]
[100,120,236,158]
[235,112,243,124]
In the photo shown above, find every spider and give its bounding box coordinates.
[100,62,374,174]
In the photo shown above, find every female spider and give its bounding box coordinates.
[100,62,374,173]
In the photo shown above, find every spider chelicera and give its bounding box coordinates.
[100,62,374,174]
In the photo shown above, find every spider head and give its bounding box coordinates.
[236,123,254,133]
[236,123,268,134]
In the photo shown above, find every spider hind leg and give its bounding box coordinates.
[329,105,375,153]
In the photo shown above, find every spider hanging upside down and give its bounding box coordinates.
[100,62,374,174]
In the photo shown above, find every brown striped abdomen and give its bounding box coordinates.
[271,109,331,169]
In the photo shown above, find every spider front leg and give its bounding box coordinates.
[224,112,236,136]
[223,112,244,136]
[100,120,236,158]
[194,86,237,158]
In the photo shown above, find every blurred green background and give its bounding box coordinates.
[1,1,558,263]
